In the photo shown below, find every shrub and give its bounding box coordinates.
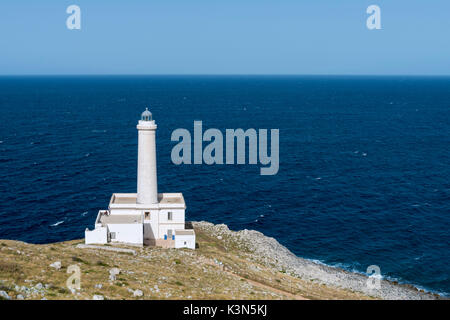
[96,261,109,267]
[0,261,22,274]
[72,256,89,264]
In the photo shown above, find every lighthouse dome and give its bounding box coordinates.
[141,108,152,121]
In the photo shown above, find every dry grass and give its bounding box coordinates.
[0,228,373,300]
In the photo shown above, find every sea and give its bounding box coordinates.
[0,75,449,296]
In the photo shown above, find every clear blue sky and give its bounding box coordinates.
[0,0,449,75]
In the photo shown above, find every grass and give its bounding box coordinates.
[0,284,12,291]
[72,256,89,265]
[96,261,109,267]
[0,261,22,274]
[57,288,69,294]
[0,226,379,300]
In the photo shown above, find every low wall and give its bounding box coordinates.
[85,227,108,244]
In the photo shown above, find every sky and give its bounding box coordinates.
[0,0,449,75]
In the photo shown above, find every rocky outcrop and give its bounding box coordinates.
[193,221,441,300]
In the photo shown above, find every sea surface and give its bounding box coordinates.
[0,76,449,296]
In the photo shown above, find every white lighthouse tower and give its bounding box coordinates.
[137,108,158,204]
[84,108,196,249]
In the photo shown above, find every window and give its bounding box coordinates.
[184,241,187,245]
[145,212,150,220]
[110,232,116,240]
[167,211,172,221]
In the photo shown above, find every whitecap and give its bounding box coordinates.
[50,220,64,227]
[362,153,367,156]
[81,211,88,216]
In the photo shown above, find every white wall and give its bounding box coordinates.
[175,234,196,249]
[108,223,143,245]
[158,208,185,239]
[159,223,185,240]
[109,208,142,215]
[159,209,185,224]
[85,227,108,244]
[143,209,160,239]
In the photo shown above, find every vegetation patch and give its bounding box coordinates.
[0,261,22,274]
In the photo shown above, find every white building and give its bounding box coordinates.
[85,108,196,249]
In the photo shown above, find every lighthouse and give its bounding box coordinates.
[84,108,195,249]
[137,108,158,204]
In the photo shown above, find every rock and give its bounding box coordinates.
[35,283,43,290]
[109,268,120,281]
[110,268,120,275]
[109,268,120,275]
[93,295,104,300]
[217,236,222,240]
[16,294,24,300]
[50,261,61,270]
[94,284,103,289]
[69,288,76,294]
[0,290,11,300]
[133,289,143,297]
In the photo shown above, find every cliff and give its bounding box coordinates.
[0,221,441,300]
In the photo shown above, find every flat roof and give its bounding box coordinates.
[175,230,195,235]
[113,197,137,204]
[159,194,184,205]
[110,193,185,207]
[100,214,142,225]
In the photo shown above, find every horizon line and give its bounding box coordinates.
[1,74,450,77]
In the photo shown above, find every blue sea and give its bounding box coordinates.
[0,76,449,296]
